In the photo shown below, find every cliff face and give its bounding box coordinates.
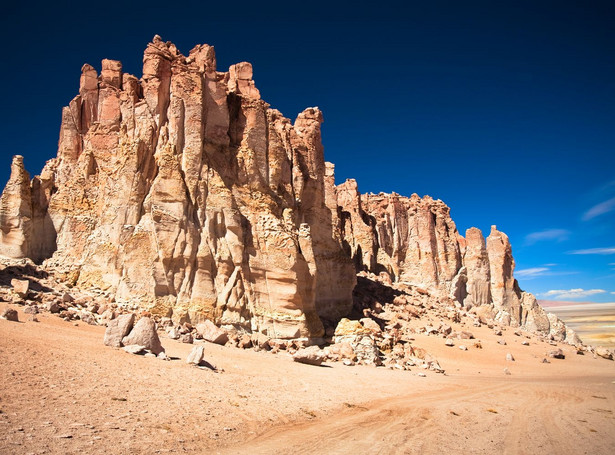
[336,183,576,341]
[0,36,356,338]
[0,37,574,342]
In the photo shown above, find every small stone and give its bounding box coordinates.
[458,345,468,351]
[445,338,454,347]
[62,293,74,303]
[1,307,19,322]
[186,345,205,365]
[548,349,565,359]
[122,345,146,355]
[506,353,515,361]
[417,373,427,377]
[179,333,193,344]
[23,305,38,314]
[11,279,29,297]
[47,302,61,313]
[498,340,507,345]
[595,347,613,360]
[541,358,550,363]
[504,368,511,375]
[521,340,529,346]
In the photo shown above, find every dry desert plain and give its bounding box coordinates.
[1,305,614,455]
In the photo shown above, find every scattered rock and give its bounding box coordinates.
[196,320,228,345]
[122,317,164,355]
[11,279,29,297]
[445,339,455,347]
[459,345,468,351]
[292,346,325,366]
[521,340,529,346]
[179,333,194,344]
[23,305,38,314]
[186,345,205,365]
[498,340,507,345]
[548,349,565,360]
[122,345,146,355]
[103,313,135,348]
[506,353,515,361]
[595,347,613,360]
[47,302,61,313]
[1,307,19,322]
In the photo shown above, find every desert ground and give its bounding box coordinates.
[1,305,614,455]
[543,302,615,349]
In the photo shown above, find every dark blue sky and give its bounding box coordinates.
[2,1,614,302]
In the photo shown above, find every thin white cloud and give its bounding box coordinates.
[568,247,615,255]
[612,292,615,295]
[540,288,606,300]
[524,229,570,245]
[516,267,549,278]
[543,263,558,267]
[583,197,615,221]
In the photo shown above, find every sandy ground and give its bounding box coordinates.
[1,305,614,455]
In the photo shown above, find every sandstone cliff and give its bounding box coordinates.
[0,36,575,343]
[336,183,578,342]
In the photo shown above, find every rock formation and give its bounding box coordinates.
[0,36,574,343]
[336,187,576,342]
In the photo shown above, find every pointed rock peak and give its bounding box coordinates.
[297,107,323,123]
[188,43,216,72]
[491,224,498,233]
[101,59,123,89]
[9,155,30,183]
[466,227,484,239]
[229,62,253,80]
[325,161,335,177]
[11,155,25,167]
[152,34,163,44]
[80,64,98,93]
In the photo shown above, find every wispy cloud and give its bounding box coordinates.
[543,263,558,267]
[583,197,615,221]
[524,229,570,245]
[568,247,615,255]
[516,267,549,278]
[540,288,606,300]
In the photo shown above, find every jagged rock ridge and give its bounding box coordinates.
[0,36,576,343]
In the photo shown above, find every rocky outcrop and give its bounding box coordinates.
[0,36,355,340]
[0,36,573,343]
[336,187,574,342]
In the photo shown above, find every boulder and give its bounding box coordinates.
[196,320,228,345]
[292,346,325,366]
[122,317,164,355]
[103,313,135,347]
[547,349,565,359]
